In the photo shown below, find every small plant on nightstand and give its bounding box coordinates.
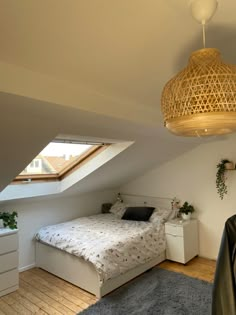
[179,202,195,221]
[0,211,18,229]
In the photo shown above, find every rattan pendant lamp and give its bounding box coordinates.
[161,0,236,137]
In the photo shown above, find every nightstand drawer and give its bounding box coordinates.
[0,269,18,292]
[165,224,183,237]
[0,234,18,255]
[166,234,185,263]
[0,251,18,273]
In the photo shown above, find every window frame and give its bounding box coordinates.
[13,143,108,183]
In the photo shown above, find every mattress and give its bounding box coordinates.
[35,213,165,283]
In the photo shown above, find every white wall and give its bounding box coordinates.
[121,133,236,260]
[1,190,116,271]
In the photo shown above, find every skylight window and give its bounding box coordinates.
[15,140,105,182]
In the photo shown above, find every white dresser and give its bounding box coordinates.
[165,219,198,264]
[0,228,19,297]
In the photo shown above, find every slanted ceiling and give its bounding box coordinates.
[0,92,200,197]
[0,1,236,198]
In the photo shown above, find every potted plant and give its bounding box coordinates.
[0,211,18,229]
[179,202,195,220]
[216,159,234,200]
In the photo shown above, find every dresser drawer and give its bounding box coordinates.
[0,233,18,255]
[0,269,18,292]
[165,224,183,237]
[0,251,18,273]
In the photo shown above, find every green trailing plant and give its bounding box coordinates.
[0,211,18,229]
[178,202,195,215]
[216,159,230,200]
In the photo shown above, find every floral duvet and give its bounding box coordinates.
[35,213,165,284]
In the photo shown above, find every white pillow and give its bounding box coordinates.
[150,207,174,224]
[110,201,129,218]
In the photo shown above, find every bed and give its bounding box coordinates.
[35,194,174,298]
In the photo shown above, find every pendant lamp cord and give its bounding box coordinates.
[202,22,206,48]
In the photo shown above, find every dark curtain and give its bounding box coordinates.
[212,215,236,315]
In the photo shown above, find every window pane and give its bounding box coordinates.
[19,142,92,175]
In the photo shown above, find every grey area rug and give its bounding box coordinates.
[80,268,212,315]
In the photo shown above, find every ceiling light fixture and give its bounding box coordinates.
[161,0,236,137]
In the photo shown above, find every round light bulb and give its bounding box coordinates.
[190,0,218,24]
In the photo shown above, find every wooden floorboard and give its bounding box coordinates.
[0,257,215,314]
[159,256,216,283]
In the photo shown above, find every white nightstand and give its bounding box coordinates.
[0,228,19,297]
[165,219,198,264]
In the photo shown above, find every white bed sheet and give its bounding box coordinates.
[35,213,165,283]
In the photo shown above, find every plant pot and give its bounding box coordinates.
[182,213,191,221]
[225,162,235,170]
[0,219,4,228]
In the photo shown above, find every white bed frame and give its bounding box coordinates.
[36,194,172,298]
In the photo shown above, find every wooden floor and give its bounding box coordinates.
[159,256,216,283]
[0,257,216,315]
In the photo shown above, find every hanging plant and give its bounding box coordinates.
[216,159,231,200]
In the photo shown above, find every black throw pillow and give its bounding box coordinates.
[121,206,155,221]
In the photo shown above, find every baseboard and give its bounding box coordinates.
[198,255,217,261]
[19,263,36,272]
